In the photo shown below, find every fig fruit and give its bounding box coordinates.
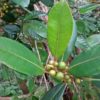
[49,70,56,76]
[49,60,54,65]
[76,78,81,84]
[54,61,58,67]
[68,79,72,83]
[56,72,64,80]
[46,64,54,70]
[65,75,70,80]
[58,61,66,70]
[66,66,69,70]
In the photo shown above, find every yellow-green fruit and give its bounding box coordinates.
[65,75,70,80]
[68,79,72,83]
[46,64,54,70]
[54,61,58,66]
[49,70,56,76]
[49,60,54,65]
[4,3,7,6]
[76,78,81,84]
[56,72,64,80]
[66,66,69,70]
[58,61,66,70]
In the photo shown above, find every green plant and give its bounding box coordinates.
[0,0,100,100]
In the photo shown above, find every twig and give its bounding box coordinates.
[72,81,82,100]
[39,55,50,91]
[39,75,44,85]
[22,7,32,14]
[43,74,49,91]
[34,40,41,61]
[34,40,49,91]
[43,42,53,60]
[39,55,50,84]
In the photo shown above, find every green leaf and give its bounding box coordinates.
[34,86,46,99]
[79,3,99,14]
[24,11,46,20]
[41,83,66,100]
[27,78,36,93]
[12,0,30,7]
[68,20,77,54]
[3,24,20,34]
[87,34,100,47]
[41,0,54,7]
[0,85,5,96]
[69,45,100,77]
[76,19,86,34]
[3,24,20,39]
[11,96,20,100]
[23,20,47,41]
[92,74,100,93]
[75,36,89,50]
[31,96,39,100]
[47,1,73,58]
[62,20,77,61]
[0,37,44,76]
[35,48,48,65]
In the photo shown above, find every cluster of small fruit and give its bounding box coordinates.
[0,2,13,18]
[46,60,81,84]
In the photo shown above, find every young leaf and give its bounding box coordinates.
[0,37,44,76]
[41,83,66,100]
[12,0,30,7]
[69,45,100,77]
[47,1,73,58]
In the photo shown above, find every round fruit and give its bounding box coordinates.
[54,61,58,67]
[65,75,70,80]
[56,72,64,80]
[68,79,72,83]
[46,64,54,70]
[76,78,81,84]
[58,61,66,70]
[66,66,69,70]
[49,60,54,65]
[49,70,56,76]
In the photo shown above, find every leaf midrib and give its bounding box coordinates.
[70,56,100,70]
[0,48,44,71]
[54,4,64,56]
